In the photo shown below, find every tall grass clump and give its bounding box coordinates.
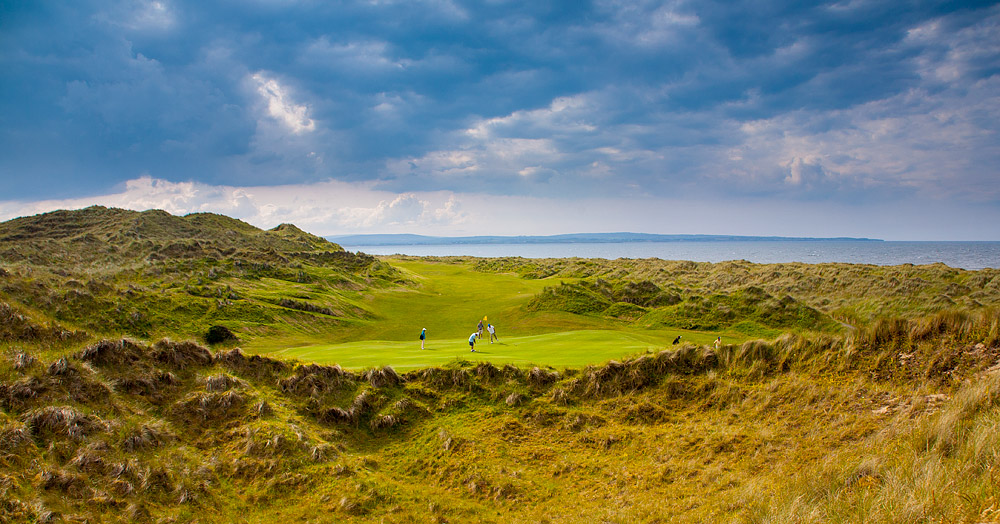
[738,370,1000,524]
[856,308,1000,349]
[921,370,1000,459]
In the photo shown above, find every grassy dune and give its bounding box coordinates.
[1,312,998,523]
[3,209,1000,523]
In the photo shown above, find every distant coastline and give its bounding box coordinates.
[326,232,884,246]
[332,239,997,270]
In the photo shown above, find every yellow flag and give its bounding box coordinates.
[483,316,488,322]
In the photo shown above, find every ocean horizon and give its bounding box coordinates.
[343,240,1000,271]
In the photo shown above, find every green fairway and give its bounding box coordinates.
[244,258,597,351]
[265,329,723,371]
[243,258,740,370]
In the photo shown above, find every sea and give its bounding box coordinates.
[342,241,1000,270]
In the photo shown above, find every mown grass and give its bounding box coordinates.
[266,329,722,371]
[245,259,743,370]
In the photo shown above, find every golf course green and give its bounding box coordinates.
[246,259,731,370]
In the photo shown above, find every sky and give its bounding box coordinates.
[1,1,999,240]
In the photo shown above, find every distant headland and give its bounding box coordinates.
[327,232,884,246]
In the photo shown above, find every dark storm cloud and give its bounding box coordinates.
[1,0,998,204]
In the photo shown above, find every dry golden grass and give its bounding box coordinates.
[0,313,997,522]
[2,211,999,522]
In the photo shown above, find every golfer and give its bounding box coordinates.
[487,323,498,343]
[420,328,427,350]
[469,332,478,352]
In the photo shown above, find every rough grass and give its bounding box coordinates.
[0,207,396,343]
[7,211,995,365]
[1,314,998,522]
[3,210,1000,522]
[472,256,1000,323]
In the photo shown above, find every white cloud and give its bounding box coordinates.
[95,0,175,32]
[905,12,1000,84]
[387,138,561,180]
[336,192,468,229]
[718,73,1000,200]
[302,38,408,72]
[387,150,480,177]
[592,0,700,48]
[782,157,825,187]
[429,195,463,224]
[132,1,174,30]
[363,194,425,226]
[0,176,469,235]
[366,0,468,20]
[251,72,316,134]
[1,176,998,240]
[465,95,596,139]
[118,176,199,213]
[386,95,604,181]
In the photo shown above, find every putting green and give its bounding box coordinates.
[266,329,722,371]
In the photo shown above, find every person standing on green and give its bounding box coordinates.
[420,328,427,350]
[487,323,498,343]
[469,332,478,352]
